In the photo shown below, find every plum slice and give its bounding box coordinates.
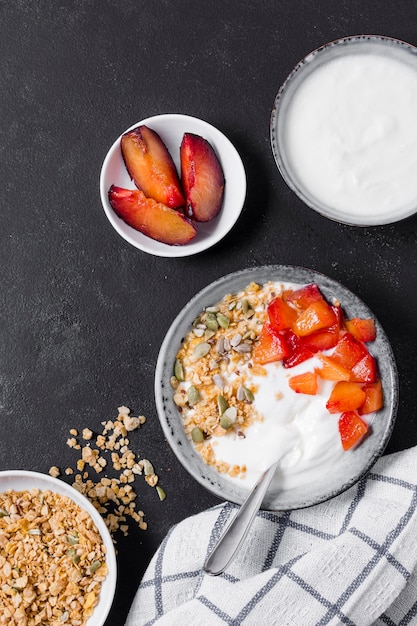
[108,185,196,246]
[121,126,185,209]
[180,133,225,222]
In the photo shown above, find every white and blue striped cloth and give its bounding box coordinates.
[126,447,417,625]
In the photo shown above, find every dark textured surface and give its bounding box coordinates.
[1,2,417,624]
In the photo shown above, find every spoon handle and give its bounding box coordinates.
[204,461,278,576]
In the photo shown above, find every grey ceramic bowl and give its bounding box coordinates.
[155,265,398,511]
[270,35,417,226]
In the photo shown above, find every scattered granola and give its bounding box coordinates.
[49,406,166,539]
[0,488,108,625]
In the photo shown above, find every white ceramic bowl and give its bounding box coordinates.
[100,113,246,257]
[155,265,398,511]
[271,35,417,226]
[0,470,117,625]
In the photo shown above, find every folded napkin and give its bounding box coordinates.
[125,447,417,626]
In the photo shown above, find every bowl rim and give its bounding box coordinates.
[155,264,399,511]
[0,469,117,625]
[99,113,247,258]
[270,34,417,227]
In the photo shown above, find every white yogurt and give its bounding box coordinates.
[284,52,417,221]
[212,354,346,490]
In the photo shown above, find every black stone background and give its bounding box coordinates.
[1,2,417,624]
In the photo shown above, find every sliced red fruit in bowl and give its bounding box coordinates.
[108,185,196,246]
[252,323,290,365]
[293,299,338,337]
[284,283,325,309]
[326,381,366,413]
[180,133,225,222]
[358,380,384,415]
[344,318,376,342]
[338,411,369,451]
[267,296,298,332]
[288,371,318,395]
[121,125,185,209]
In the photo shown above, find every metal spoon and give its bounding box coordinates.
[204,460,279,575]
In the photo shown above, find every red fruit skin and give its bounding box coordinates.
[285,283,324,309]
[108,185,196,245]
[326,381,366,413]
[331,333,369,370]
[252,323,291,365]
[350,353,377,383]
[339,411,369,450]
[267,296,298,332]
[293,300,338,337]
[345,318,376,343]
[180,133,225,222]
[121,125,185,209]
[282,330,315,368]
[358,380,384,415]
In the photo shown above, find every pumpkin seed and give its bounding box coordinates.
[0,508,8,518]
[205,312,219,331]
[142,459,154,475]
[216,312,230,328]
[205,329,216,340]
[243,387,255,402]
[193,342,211,360]
[67,534,79,545]
[156,486,167,501]
[223,406,237,423]
[245,307,255,319]
[220,415,233,430]
[191,426,204,443]
[217,394,228,415]
[89,560,101,573]
[174,359,185,381]
[241,298,249,314]
[187,385,201,405]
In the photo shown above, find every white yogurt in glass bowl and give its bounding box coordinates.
[271,35,417,226]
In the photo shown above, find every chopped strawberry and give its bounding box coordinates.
[252,323,290,365]
[316,353,351,381]
[267,296,298,332]
[358,380,384,415]
[285,283,325,309]
[338,411,369,450]
[288,371,318,395]
[326,381,366,413]
[345,318,376,343]
[293,300,338,337]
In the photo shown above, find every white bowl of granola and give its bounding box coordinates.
[0,470,117,625]
[155,265,398,511]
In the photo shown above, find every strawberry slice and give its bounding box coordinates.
[252,323,290,365]
[288,371,318,395]
[345,318,376,343]
[358,380,384,415]
[108,185,196,245]
[326,381,366,413]
[339,411,369,450]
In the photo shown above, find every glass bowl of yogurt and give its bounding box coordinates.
[270,35,417,226]
[155,265,398,511]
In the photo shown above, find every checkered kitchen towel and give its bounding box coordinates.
[125,446,417,626]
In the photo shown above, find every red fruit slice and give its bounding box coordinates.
[326,381,366,413]
[301,328,339,352]
[285,283,324,310]
[316,354,351,381]
[180,133,225,222]
[121,125,184,208]
[331,333,369,370]
[358,380,384,415]
[253,323,290,365]
[288,371,318,395]
[267,296,298,332]
[350,353,377,383]
[339,411,369,450]
[293,300,338,337]
[108,185,196,245]
[282,330,315,368]
[345,318,376,342]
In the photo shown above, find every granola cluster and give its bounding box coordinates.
[49,406,165,537]
[0,488,108,625]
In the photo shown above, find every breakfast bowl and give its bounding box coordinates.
[100,113,246,257]
[155,265,398,511]
[270,35,417,226]
[0,469,117,625]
